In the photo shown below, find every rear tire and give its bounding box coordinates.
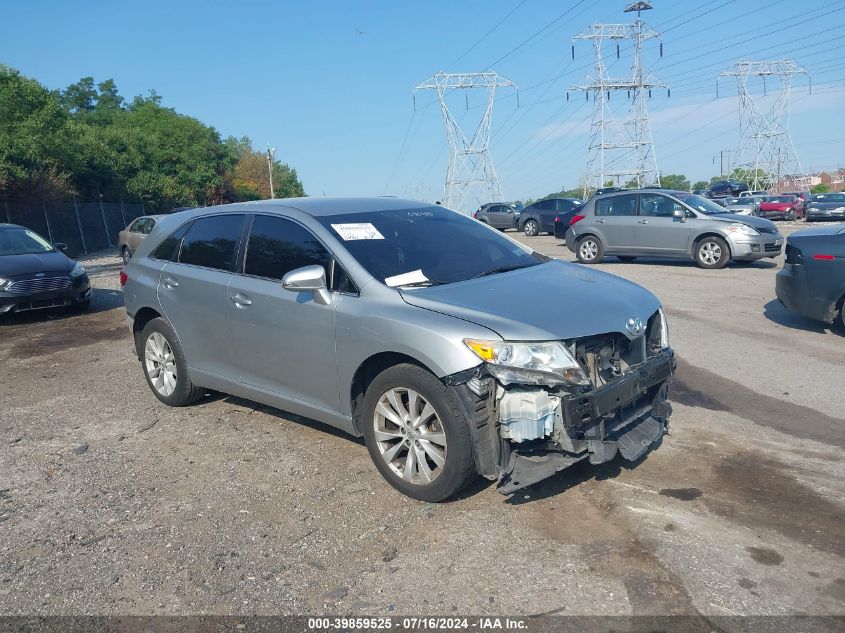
[122,247,131,265]
[523,219,539,237]
[576,236,604,264]
[617,255,637,262]
[361,363,476,502]
[694,236,730,269]
[139,317,205,407]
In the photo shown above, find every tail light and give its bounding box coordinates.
[813,254,835,261]
[570,214,585,226]
[119,270,128,287]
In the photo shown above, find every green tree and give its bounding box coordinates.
[60,76,97,114]
[810,184,829,194]
[692,180,709,191]
[0,65,76,199]
[659,173,691,191]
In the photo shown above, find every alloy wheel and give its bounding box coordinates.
[579,239,599,261]
[144,332,177,397]
[122,249,131,265]
[524,220,538,236]
[373,388,447,485]
[699,241,722,266]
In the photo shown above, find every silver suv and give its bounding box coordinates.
[121,198,674,501]
[566,190,782,269]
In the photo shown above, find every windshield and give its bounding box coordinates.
[812,193,845,202]
[318,206,546,286]
[769,196,793,203]
[0,228,55,256]
[673,193,729,215]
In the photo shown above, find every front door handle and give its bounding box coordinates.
[638,219,649,224]
[596,219,606,223]
[162,276,179,288]
[231,293,252,308]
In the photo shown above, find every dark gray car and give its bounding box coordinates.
[473,202,519,230]
[566,190,782,269]
[121,198,674,501]
[804,193,845,222]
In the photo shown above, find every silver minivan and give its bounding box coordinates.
[121,198,674,500]
[566,189,782,269]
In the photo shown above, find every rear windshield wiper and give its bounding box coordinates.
[470,263,533,280]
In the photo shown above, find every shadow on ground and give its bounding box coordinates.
[762,298,838,334]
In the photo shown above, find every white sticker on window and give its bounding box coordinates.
[384,269,428,287]
[331,223,384,241]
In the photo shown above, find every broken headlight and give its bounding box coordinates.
[463,339,589,387]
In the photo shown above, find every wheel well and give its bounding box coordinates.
[349,352,430,435]
[576,232,601,244]
[693,232,731,254]
[132,307,162,357]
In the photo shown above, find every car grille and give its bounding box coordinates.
[6,276,72,295]
[764,243,782,253]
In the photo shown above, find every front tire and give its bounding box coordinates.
[140,318,205,407]
[694,236,730,269]
[122,247,131,265]
[523,219,539,237]
[786,209,796,221]
[361,364,476,502]
[576,236,604,264]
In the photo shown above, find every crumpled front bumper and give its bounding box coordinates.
[448,348,676,494]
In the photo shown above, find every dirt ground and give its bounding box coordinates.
[0,222,843,620]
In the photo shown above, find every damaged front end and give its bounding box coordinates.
[446,309,675,494]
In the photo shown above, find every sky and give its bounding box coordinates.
[2,0,844,207]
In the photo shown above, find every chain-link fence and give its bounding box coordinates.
[3,198,147,257]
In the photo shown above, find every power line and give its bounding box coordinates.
[449,0,529,68]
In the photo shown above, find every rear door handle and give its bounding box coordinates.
[638,219,649,224]
[596,219,606,223]
[162,276,179,288]
[231,293,252,308]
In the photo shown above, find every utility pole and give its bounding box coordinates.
[571,1,666,196]
[414,71,517,214]
[718,60,809,192]
[266,144,277,199]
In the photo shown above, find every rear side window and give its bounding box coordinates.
[245,215,332,281]
[179,214,246,271]
[151,222,191,261]
[596,194,638,217]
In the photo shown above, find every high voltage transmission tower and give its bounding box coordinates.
[571,1,666,195]
[414,71,516,214]
[717,60,810,192]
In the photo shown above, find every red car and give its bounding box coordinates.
[756,195,804,221]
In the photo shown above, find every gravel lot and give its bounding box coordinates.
[0,222,843,619]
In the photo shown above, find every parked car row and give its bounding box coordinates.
[474,198,584,236]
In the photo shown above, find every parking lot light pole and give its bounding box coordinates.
[266,145,276,199]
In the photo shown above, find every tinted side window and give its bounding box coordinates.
[245,215,332,281]
[129,218,144,232]
[596,194,638,217]
[151,222,191,261]
[179,214,246,271]
[555,200,574,212]
[143,218,156,234]
[534,200,553,210]
[640,194,681,217]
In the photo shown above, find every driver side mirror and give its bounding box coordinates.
[282,264,332,306]
[54,242,68,252]
[672,208,686,222]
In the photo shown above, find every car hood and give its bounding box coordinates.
[759,202,790,209]
[710,213,777,230]
[807,201,845,210]
[0,251,74,277]
[398,260,661,341]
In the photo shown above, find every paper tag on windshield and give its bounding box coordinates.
[384,269,428,287]
[331,223,384,241]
